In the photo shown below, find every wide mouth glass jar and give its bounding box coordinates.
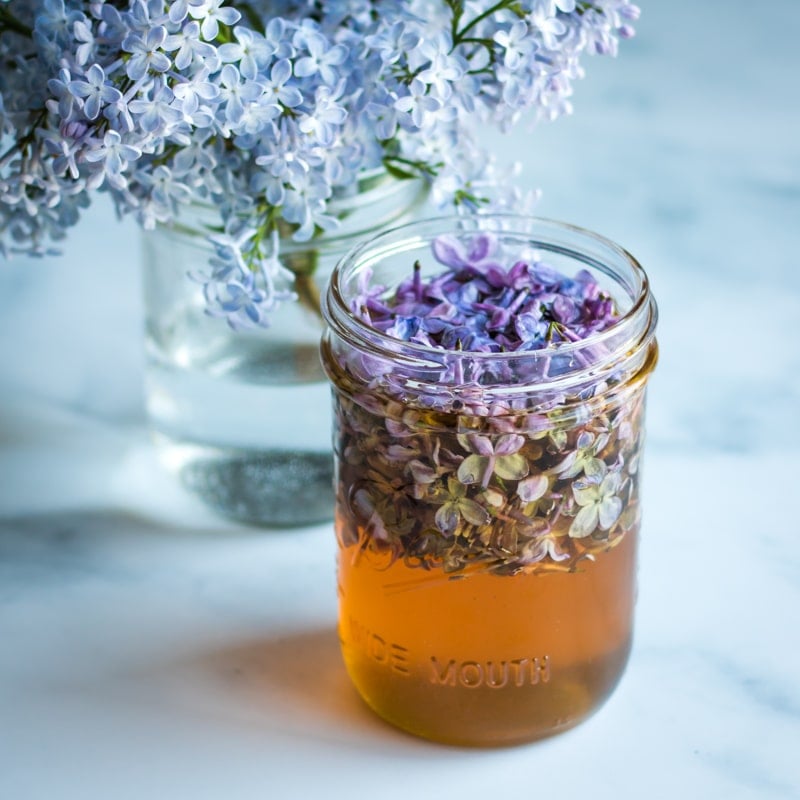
[321,215,658,746]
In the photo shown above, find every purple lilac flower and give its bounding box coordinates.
[0,0,640,329]
[355,233,618,355]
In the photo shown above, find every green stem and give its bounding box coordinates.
[0,7,33,37]
[0,109,47,164]
[294,273,323,321]
[383,154,442,179]
[236,2,263,30]
[455,1,522,44]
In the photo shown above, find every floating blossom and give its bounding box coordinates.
[354,233,618,354]
[456,434,529,488]
[434,477,491,535]
[569,461,624,538]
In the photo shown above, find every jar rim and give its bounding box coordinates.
[323,214,658,395]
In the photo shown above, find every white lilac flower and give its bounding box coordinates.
[83,130,142,189]
[164,20,218,71]
[530,5,568,50]
[127,83,182,134]
[364,20,420,66]
[569,461,623,538]
[187,0,240,41]
[35,0,82,43]
[72,17,96,65]
[171,70,221,127]
[136,165,192,226]
[494,20,536,71]
[537,0,577,15]
[293,30,348,87]
[216,26,274,80]
[365,97,400,142]
[415,36,465,101]
[216,63,262,126]
[122,26,171,81]
[297,85,347,147]
[67,63,121,120]
[394,79,441,130]
[262,58,302,108]
[281,170,335,242]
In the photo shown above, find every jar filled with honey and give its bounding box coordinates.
[321,215,658,746]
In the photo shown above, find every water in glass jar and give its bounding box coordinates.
[145,309,333,526]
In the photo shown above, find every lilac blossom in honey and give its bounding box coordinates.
[326,231,653,576]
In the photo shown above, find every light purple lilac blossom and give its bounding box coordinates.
[0,0,639,328]
[353,233,618,354]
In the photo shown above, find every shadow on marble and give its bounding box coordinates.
[100,626,468,759]
[0,507,265,546]
[182,627,438,750]
[0,507,290,602]
[163,628,560,759]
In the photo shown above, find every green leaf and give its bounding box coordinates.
[383,162,416,181]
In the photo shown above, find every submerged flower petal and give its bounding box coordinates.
[457,453,488,485]
[518,474,548,503]
[570,504,599,538]
[494,453,529,481]
[598,496,623,530]
[459,498,491,527]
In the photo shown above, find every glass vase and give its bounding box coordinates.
[321,215,658,745]
[142,172,428,527]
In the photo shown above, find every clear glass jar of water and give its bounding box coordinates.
[142,172,428,527]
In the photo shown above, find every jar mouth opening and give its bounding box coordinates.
[323,215,658,386]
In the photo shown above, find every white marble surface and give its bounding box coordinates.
[2,2,799,798]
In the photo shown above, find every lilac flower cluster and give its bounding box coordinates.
[355,232,617,353]
[332,382,646,574]
[1,0,639,328]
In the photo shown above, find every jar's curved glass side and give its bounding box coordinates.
[323,214,659,745]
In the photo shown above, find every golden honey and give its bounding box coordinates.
[337,517,637,746]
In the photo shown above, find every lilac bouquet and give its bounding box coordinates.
[0,0,639,328]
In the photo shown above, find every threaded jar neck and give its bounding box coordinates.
[322,215,658,420]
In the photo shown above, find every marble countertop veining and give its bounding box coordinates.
[1,2,799,798]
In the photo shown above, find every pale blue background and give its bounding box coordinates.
[1,2,799,798]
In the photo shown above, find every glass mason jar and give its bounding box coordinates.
[142,171,428,527]
[321,216,658,745]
